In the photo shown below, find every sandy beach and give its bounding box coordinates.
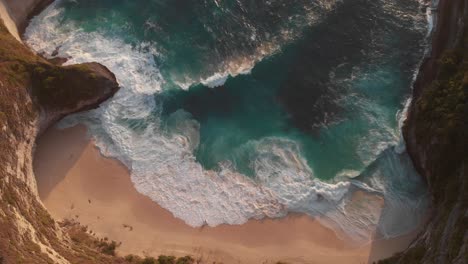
[34,125,421,264]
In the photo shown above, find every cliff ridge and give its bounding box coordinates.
[382,0,468,262]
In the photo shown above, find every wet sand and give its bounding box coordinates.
[33,125,421,264]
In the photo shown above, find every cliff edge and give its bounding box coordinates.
[0,0,52,41]
[382,0,468,263]
[0,2,194,263]
[0,10,124,263]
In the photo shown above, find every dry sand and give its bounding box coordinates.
[0,0,50,41]
[34,125,421,264]
[0,0,21,41]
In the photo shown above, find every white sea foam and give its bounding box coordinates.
[173,44,268,89]
[25,0,428,244]
[200,67,252,88]
[170,0,343,90]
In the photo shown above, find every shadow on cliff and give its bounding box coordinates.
[356,147,429,263]
[33,124,89,200]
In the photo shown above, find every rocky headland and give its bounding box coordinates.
[0,0,465,263]
[0,0,123,262]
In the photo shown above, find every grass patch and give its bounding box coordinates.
[99,240,118,256]
[123,255,195,264]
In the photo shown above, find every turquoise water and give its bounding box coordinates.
[25,0,430,240]
[59,0,330,87]
[55,0,425,180]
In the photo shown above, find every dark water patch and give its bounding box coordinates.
[277,0,371,134]
[277,0,426,134]
[159,63,292,176]
[158,0,426,179]
[58,0,335,84]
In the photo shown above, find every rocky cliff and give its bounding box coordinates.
[0,8,126,263]
[0,0,466,263]
[0,2,199,263]
[2,0,53,32]
[381,0,468,263]
[0,0,53,41]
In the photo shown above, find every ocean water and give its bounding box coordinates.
[26,0,430,243]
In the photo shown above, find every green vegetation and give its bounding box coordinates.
[99,240,118,256]
[123,255,195,264]
[410,12,468,263]
[0,16,186,264]
[0,19,116,113]
[140,257,157,264]
[31,63,93,110]
[0,18,120,263]
[174,256,195,264]
[156,255,176,264]
[383,4,468,264]
[0,22,40,63]
[414,47,468,205]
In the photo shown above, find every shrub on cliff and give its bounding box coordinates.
[1,19,118,114]
[99,240,118,256]
[157,255,176,264]
[123,255,195,264]
[388,4,468,263]
[140,257,157,264]
[414,47,468,205]
[175,256,195,264]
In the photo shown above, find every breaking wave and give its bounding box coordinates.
[26,0,429,244]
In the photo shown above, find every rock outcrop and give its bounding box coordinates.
[0,11,122,263]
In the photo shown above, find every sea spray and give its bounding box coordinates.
[26,0,429,243]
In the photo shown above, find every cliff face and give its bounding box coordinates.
[383,0,468,263]
[0,0,52,41]
[2,0,53,32]
[0,13,124,263]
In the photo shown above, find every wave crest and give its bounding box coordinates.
[25,0,428,244]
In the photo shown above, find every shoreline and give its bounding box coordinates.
[34,124,422,263]
[13,0,432,262]
[0,0,460,261]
